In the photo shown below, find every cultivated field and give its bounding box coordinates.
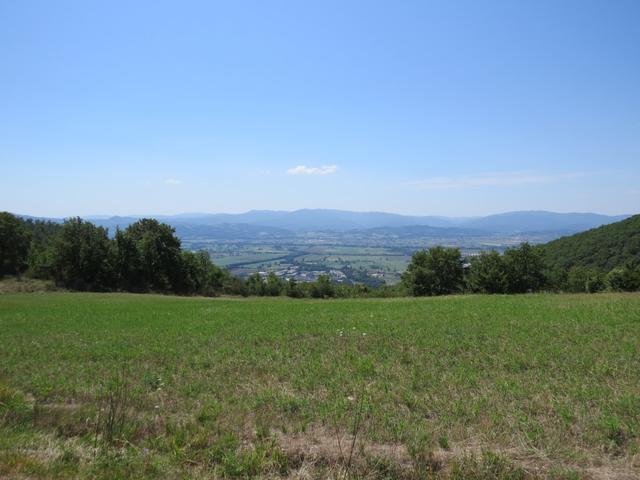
[1,293,639,479]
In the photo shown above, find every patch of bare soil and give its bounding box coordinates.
[276,424,410,467]
[275,425,640,480]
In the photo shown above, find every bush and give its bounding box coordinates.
[0,212,32,277]
[566,266,605,293]
[121,219,183,292]
[310,275,335,298]
[177,250,227,296]
[403,247,463,296]
[265,272,284,296]
[50,218,114,291]
[285,278,304,298]
[606,265,640,292]
[503,243,546,293]
[467,251,507,294]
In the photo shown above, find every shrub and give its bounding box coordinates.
[467,251,507,294]
[50,218,114,291]
[503,243,546,293]
[566,266,605,293]
[606,265,640,292]
[403,247,463,296]
[310,275,335,298]
[0,212,32,277]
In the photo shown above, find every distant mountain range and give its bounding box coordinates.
[459,211,630,234]
[18,209,631,236]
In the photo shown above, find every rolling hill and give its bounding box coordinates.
[16,209,630,236]
[84,209,628,234]
[463,210,629,233]
[543,214,640,271]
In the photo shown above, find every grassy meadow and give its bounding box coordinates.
[1,292,639,479]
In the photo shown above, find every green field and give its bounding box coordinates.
[296,253,410,271]
[203,244,412,283]
[1,293,639,479]
[211,253,290,268]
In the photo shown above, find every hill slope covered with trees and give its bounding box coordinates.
[543,214,640,271]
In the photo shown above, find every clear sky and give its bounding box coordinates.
[1,0,639,217]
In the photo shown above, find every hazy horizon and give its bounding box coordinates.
[12,207,633,221]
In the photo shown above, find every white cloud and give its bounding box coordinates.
[407,171,585,190]
[164,178,182,185]
[287,165,338,176]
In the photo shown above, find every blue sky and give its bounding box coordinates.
[1,0,639,217]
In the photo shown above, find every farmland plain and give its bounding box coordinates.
[1,293,639,479]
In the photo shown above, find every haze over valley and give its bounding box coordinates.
[17,209,630,285]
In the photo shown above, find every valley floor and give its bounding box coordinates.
[1,293,639,479]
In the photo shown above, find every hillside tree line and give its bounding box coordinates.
[402,243,639,295]
[0,212,393,297]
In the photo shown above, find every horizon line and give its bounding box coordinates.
[9,208,634,221]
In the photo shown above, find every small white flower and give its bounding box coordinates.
[347,396,355,402]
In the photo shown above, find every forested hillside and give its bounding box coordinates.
[543,214,640,271]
